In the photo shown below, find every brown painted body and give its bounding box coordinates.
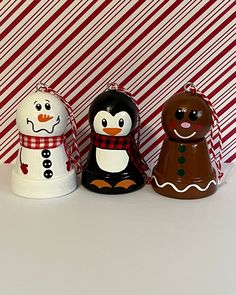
[152,137,216,199]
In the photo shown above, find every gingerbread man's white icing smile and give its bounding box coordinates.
[173,129,196,139]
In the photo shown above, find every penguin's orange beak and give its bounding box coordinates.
[38,114,54,122]
[103,128,122,136]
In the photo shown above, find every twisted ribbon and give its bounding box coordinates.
[106,82,151,182]
[106,82,142,148]
[35,82,82,174]
[184,82,224,183]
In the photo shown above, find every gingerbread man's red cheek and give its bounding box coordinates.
[169,120,177,129]
[194,124,202,131]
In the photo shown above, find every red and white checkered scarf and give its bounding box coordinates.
[19,133,64,149]
[91,131,149,180]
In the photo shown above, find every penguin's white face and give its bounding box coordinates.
[16,91,67,136]
[93,111,132,136]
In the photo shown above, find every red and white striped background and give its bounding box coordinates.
[1,0,235,165]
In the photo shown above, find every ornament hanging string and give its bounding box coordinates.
[184,82,224,183]
[106,82,142,148]
[35,82,82,174]
[106,82,151,182]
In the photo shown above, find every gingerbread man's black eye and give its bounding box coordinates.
[175,109,184,120]
[45,103,51,110]
[35,103,42,111]
[102,118,107,127]
[119,118,124,127]
[189,110,199,121]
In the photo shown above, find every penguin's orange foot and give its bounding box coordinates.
[115,179,136,189]
[90,180,112,189]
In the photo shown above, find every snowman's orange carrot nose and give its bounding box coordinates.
[38,114,54,122]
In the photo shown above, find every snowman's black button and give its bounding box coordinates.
[42,149,51,158]
[43,159,52,168]
[44,170,53,178]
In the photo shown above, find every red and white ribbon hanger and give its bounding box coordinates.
[106,82,151,182]
[106,82,142,149]
[184,82,224,183]
[35,82,82,174]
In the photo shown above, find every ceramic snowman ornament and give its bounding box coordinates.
[152,82,223,199]
[82,83,149,194]
[11,83,80,198]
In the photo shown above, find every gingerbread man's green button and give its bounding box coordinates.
[177,156,186,164]
[177,169,185,176]
[178,145,186,153]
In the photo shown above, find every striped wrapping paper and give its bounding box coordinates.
[1,0,235,165]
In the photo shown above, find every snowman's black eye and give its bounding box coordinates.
[35,103,42,111]
[102,118,107,127]
[189,110,200,121]
[119,118,124,127]
[45,103,51,110]
[175,109,184,120]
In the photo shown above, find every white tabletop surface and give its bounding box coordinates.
[0,163,235,295]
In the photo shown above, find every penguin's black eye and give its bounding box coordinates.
[102,118,107,127]
[119,118,124,127]
[45,103,51,110]
[35,103,42,111]
[189,110,200,121]
[175,109,184,120]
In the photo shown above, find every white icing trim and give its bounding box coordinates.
[174,129,196,139]
[152,176,217,193]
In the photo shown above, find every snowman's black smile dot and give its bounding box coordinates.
[42,149,51,158]
[44,169,53,178]
[43,159,52,168]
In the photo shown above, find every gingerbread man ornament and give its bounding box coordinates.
[152,83,223,199]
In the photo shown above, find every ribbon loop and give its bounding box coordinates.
[105,82,151,182]
[106,82,141,147]
[107,82,119,91]
[35,82,82,173]
[184,82,224,183]
[184,81,196,94]
[35,82,48,92]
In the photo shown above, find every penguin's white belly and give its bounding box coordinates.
[96,148,129,173]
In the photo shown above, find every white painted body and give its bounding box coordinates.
[12,144,77,199]
[96,148,129,173]
[15,145,69,179]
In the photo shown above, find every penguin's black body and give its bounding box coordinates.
[82,89,146,194]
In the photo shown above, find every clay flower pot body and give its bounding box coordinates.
[152,91,217,199]
[11,90,77,198]
[82,88,147,194]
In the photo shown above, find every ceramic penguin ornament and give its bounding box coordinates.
[82,83,149,194]
[152,82,223,199]
[11,83,81,198]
